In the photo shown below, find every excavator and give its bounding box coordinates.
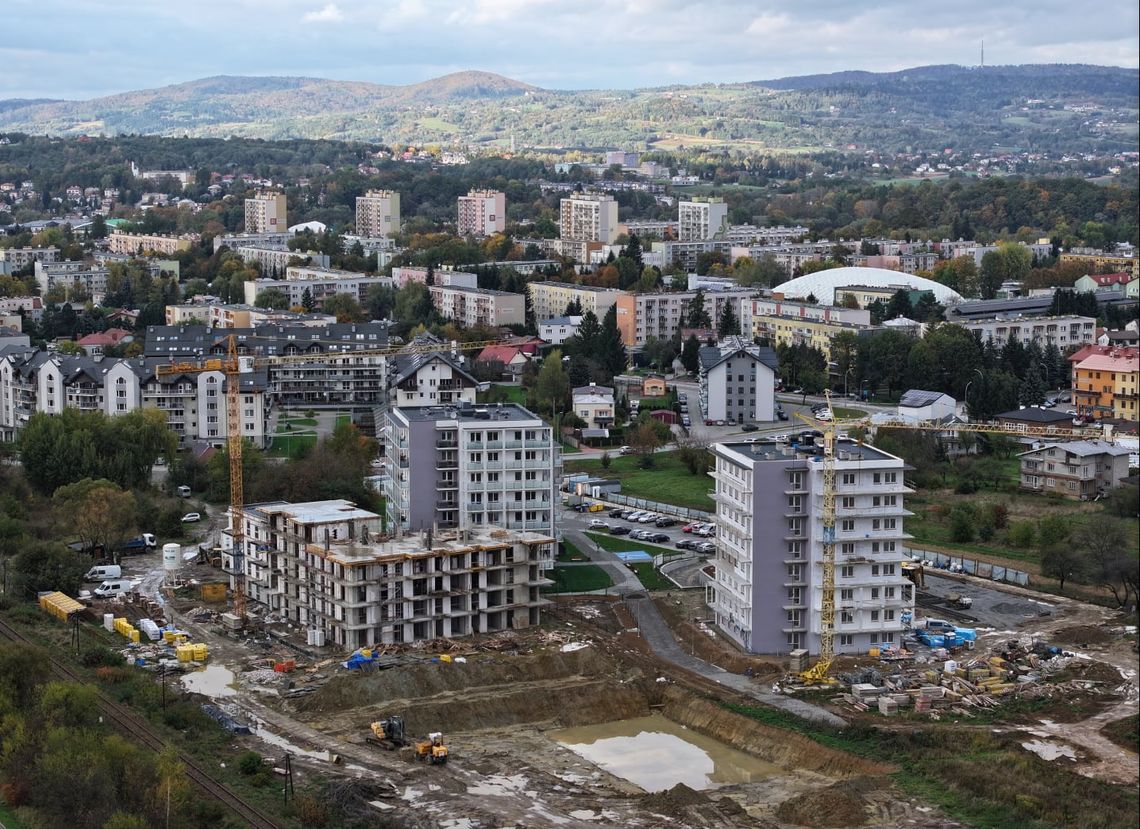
[367,716,409,751]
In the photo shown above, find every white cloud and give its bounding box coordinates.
[303,3,343,22]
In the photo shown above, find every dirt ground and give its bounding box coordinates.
[151,568,1136,829]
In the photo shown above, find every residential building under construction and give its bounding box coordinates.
[223,499,554,649]
[707,437,916,655]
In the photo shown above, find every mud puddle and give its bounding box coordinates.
[181,664,237,697]
[550,713,780,792]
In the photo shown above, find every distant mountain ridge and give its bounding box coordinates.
[0,64,1134,155]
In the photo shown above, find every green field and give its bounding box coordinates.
[832,406,868,419]
[586,531,682,561]
[542,564,612,593]
[565,452,714,512]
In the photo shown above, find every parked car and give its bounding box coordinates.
[774,434,789,442]
[610,508,625,518]
[93,579,134,599]
[681,416,691,426]
[631,530,651,540]
[609,526,631,536]
[777,410,789,421]
[181,512,201,523]
[84,564,122,582]
[655,517,676,527]
[741,423,759,432]
[695,523,717,537]
[681,522,698,533]
[618,445,634,455]
[675,538,696,550]
[588,519,608,529]
[648,532,670,543]
[678,393,687,402]
[695,541,716,555]
[637,512,658,523]
[816,409,834,422]
[626,510,646,522]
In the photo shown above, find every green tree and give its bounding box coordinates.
[685,290,711,328]
[301,287,315,312]
[89,214,108,239]
[53,479,137,558]
[717,302,740,338]
[253,288,289,310]
[680,334,702,374]
[534,349,570,414]
[629,421,663,468]
[1040,545,1087,594]
[322,293,366,322]
[10,540,86,597]
[598,305,627,377]
[676,436,710,475]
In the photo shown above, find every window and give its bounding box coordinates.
[871,564,880,576]
[841,473,855,485]
[840,611,853,624]
[885,586,896,599]
[871,587,880,599]
[841,519,855,532]
[841,496,855,509]
[883,564,896,576]
[840,588,853,601]
[841,542,854,556]
[885,609,896,621]
[839,634,854,646]
[870,610,880,622]
[841,565,854,579]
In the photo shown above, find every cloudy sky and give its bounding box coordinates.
[3,0,1138,99]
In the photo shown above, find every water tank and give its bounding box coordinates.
[162,543,181,572]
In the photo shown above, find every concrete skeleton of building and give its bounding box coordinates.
[678,197,729,242]
[244,191,287,234]
[392,266,478,289]
[213,231,294,253]
[526,281,626,326]
[383,402,559,538]
[708,437,915,655]
[428,283,525,328]
[697,337,779,425]
[356,190,401,238]
[1019,441,1131,499]
[224,499,552,649]
[457,189,506,237]
[233,245,330,275]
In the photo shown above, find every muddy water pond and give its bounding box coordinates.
[550,714,780,792]
[181,664,237,698]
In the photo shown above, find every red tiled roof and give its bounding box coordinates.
[476,345,525,364]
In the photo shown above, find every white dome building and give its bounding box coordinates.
[775,267,963,306]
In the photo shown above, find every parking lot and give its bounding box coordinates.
[562,502,716,556]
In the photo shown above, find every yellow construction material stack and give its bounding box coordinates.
[192,643,209,662]
[38,592,85,622]
[176,644,194,663]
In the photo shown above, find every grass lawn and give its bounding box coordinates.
[628,562,674,591]
[278,417,317,428]
[335,414,352,428]
[565,451,714,512]
[1101,714,1139,753]
[558,538,587,562]
[479,385,527,405]
[586,531,683,561]
[542,564,612,593]
[0,799,24,829]
[832,406,867,419]
[266,434,317,458]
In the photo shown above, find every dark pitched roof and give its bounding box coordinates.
[996,408,1073,424]
[899,389,952,408]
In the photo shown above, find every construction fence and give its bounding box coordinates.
[605,493,713,523]
[906,547,1031,586]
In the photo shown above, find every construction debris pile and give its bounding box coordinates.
[834,635,1126,717]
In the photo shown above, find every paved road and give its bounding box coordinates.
[559,515,845,726]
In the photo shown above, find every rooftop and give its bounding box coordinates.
[1020,440,1131,458]
[395,402,544,424]
[899,389,954,408]
[718,437,898,464]
[996,408,1074,424]
[311,526,554,567]
[249,499,380,524]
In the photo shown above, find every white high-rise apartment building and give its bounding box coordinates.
[560,192,619,244]
[708,437,915,655]
[244,192,287,234]
[457,189,506,237]
[356,190,401,238]
[678,197,729,242]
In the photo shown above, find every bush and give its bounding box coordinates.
[1007,521,1036,548]
[955,479,977,494]
[949,505,975,542]
[990,503,1010,529]
[80,645,124,668]
[236,751,264,776]
[978,524,995,541]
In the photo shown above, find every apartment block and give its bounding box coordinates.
[678,197,729,242]
[164,303,335,329]
[614,289,757,347]
[0,351,270,447]
[244,191,288,234]
[392,267,478,289]
[356,190,401,238]
[959,315,1097,349]
[213,231,293,253]
[560,192,619,245]
[708,438,915,655]
[34,260,110,302]
[538,315,584,345]
[383,403,558,537]
[1060,251,1138,278]
[234,245,330,274]
[1072,350,1139,420]
[458,189,506,237]
[526,281,627,325]
[698,337,779,425]
[225,499,552,649]
[242,266,395,310]
[1019,441,1131,499]
[108,230,195,256]
[428,284,525,328]
[0,246,59,271]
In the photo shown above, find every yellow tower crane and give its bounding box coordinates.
[795,395,1114,683]
[155,333,519,623]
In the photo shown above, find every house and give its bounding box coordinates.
[1071,350,1139,421]
[474,344,531,380]
[538,316,583,345]
[995,408,1077,431]
[75,328,132,357]
[1073,273,1131,293]
[572,383,615,430]
[1019,440,1131,499]
[641,374,667,397]
[650,409,677,426]
[897,389,956,422]
[698,336,779,425]
[1097,324,1140,349]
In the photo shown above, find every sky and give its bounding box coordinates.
[3,0,1138,99]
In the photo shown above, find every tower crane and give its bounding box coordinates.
[155,333,522,624]
[794,394,1115,683]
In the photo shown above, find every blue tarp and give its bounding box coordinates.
[201,703,251,734]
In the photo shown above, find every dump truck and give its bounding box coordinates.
[414,732,448,765]
[120,534,157,556]
[367,716,409,751]
[945,591,973,609]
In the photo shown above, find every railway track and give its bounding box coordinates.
[0,616,281,829]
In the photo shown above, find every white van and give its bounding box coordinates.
[177,485,192,498]
[93,579,133,599]
[84,564,122,582]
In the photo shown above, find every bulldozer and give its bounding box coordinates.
[413,732,448,765]
[366,716,409,751]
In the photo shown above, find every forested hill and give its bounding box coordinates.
[0,64,1135,155]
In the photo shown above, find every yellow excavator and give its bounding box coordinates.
[367,716,409,751]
